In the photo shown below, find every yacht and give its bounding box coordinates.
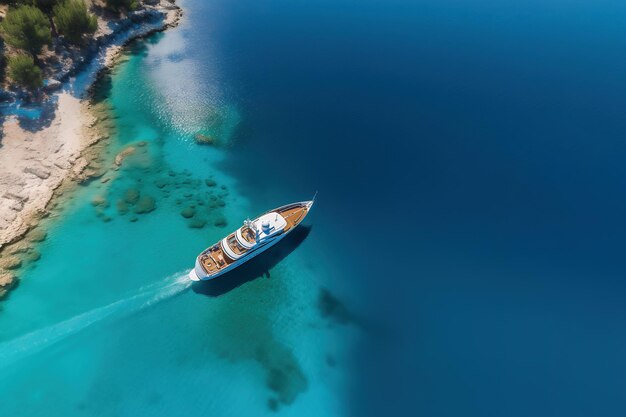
[189,197,315,281]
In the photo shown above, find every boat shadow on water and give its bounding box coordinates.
[191,225,312,297]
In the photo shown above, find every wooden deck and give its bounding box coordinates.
[277,204,309,232]
[199,202,311,276]
[240,226,256,244]
[199,244,235,274]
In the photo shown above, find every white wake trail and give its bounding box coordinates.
[0,271,192,368]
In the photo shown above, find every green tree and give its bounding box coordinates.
[7,54,42,89]
[1,5,51,56]
[19,0,60,12]
[53,0,97,44]
[105,0,137,12]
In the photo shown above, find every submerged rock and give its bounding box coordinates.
[154,178,168,189]
[94,207,106,218]
[180,207,195,219]
[84,161,105,179]
[8,243,31,255]
[72,157,90,180]
[194,133,216,145]
[23,250,41,263]
[28,229,47,242]
[267,398,279,412]
[91,195,108,207]
[124,188,140,204]
[116,200,129,215]
[134,196,156,214]
[317,288,357,325]
[0,272,17,298]
[214,217,228,228]
[0,256,22,270]
[266,365,308,405]
[0,272,16,288]
[188,217,206,229]
[114,146,136,166]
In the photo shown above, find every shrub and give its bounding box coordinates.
[53,0,97,44]
[105,0,138,12]
[7,54,42,89]
[18,0,60,12]
[1,5,51,55]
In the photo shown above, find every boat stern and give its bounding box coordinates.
[188,258,207,281]
[188,268,200,281]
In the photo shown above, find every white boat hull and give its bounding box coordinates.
[189,198,314,282]
[189,232,288,281]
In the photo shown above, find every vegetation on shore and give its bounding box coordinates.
[1,5,51,57]
[0,0,147,91]
[105,0,137,12]
[7,53,42,88]
[53,0,97,44]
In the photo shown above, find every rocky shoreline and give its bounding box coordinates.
[0,0,182,102]
[0,0,182,299]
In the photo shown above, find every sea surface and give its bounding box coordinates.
[3,0,626,415]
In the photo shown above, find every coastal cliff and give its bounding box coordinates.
[0,0,182,298]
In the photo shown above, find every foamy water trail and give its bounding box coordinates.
[0,271,192,368]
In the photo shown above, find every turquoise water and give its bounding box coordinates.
[0,7,353,416]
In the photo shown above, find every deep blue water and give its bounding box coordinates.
[3,0,626,415]
[195,0,626,415]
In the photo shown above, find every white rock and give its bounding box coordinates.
[23,166,51,179]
